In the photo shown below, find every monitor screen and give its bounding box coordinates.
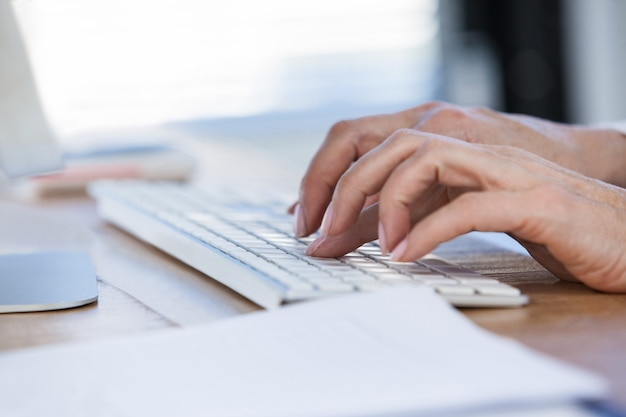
[0,0,63,179]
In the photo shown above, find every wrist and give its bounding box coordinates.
[573,126,626,187]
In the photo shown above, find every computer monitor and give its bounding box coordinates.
[0,0,64,178]
[0,1,97,313]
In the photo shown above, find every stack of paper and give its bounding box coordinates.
[0,287,606,416]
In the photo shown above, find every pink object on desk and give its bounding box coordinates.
[29,148,195,197]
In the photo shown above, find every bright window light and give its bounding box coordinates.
[13,0,439,136]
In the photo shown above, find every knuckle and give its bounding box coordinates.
[299,174,317,193]
[327,118,379,154]
[385,128,417,145]
[335,169,355,192]
[530,184,571,216]
[417,136,448,155]
[472,105,496,116]
[416,100,447,113]
[385,129,450,159]
[418,103,474,133]
[334,164,361,196]
[432,106,470,123]
[326,119,357,142]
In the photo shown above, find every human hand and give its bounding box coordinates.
[293,102,626,238]
[304,131,626,293]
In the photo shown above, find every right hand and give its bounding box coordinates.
[303,132,626,293]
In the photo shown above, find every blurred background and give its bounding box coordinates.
[10,0,626,170]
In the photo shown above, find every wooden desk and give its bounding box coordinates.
[1,139,625,409]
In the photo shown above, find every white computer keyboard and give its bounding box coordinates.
[89,181,528,308]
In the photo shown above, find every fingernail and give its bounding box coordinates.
[320,201,334,236]
[378,222,388,254]
[293,203,307,237]
[391,238,408,261]
[305,236,327,256]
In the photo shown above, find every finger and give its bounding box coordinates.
[306,204,379,258]
[389,189,550,262]
[389,181,626,293]
[297,111,420,236]
[322,129,437,237]
[379,139,536,251]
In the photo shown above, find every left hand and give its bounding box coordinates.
[292,102,626,240]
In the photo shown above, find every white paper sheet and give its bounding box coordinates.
[0,287,607,417]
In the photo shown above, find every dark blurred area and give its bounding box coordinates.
[440,0,566,122]
[439,0,626,124]
[462,0,566,122]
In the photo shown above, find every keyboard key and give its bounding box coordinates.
[407,274,452,285]
[354,281,391,292]
[375,274,413,283]
[341,275,378,283]
[473,284,521,296]
[315,282,355,292]
[434,285,475,296]
[452,276,501,285]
